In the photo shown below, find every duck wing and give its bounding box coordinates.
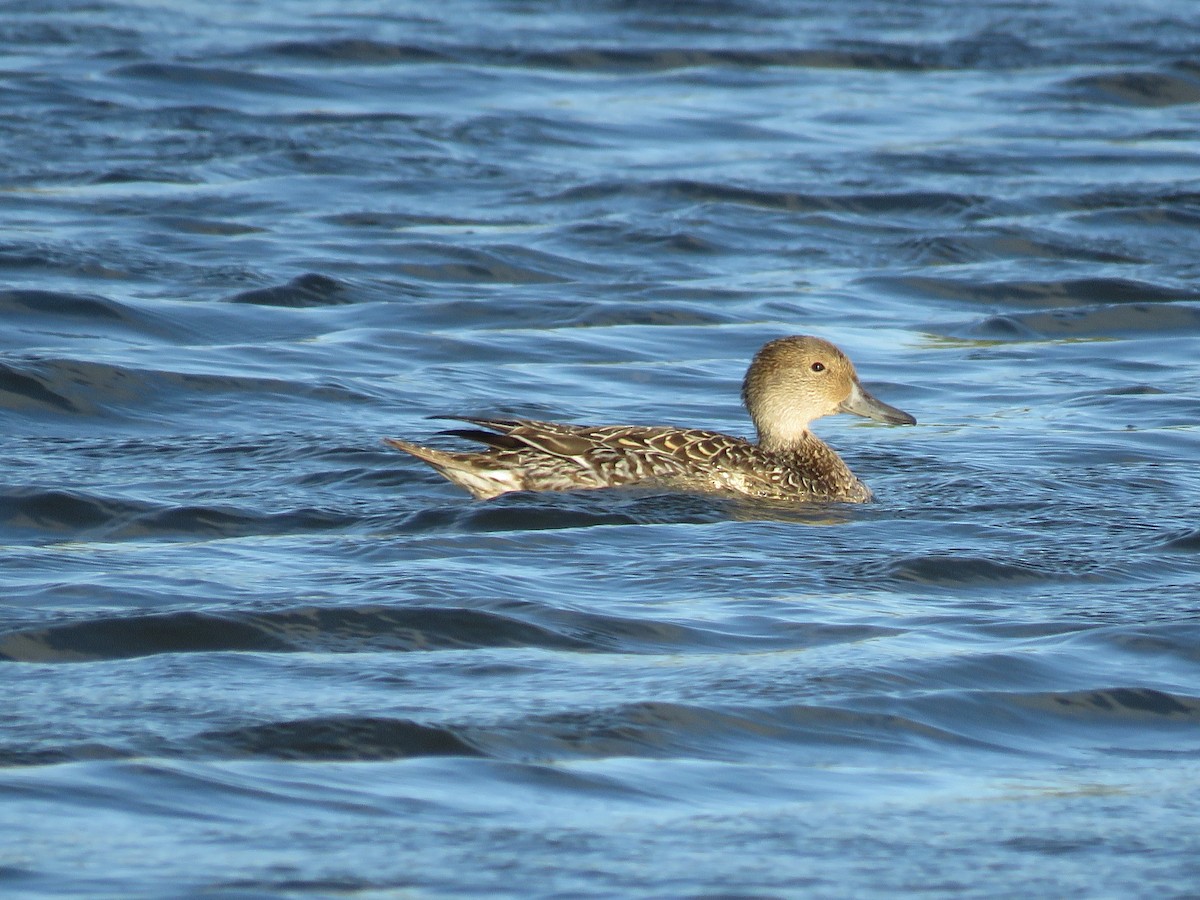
[440,416,759,489]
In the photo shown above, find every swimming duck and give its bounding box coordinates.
[385,335,915,502]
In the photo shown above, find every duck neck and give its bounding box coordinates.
[763,429,864,498]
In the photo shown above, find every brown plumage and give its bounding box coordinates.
[385,335,915,502]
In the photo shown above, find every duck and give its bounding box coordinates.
[385,335,915,503]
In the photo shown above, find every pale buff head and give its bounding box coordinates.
[741,335,914,450]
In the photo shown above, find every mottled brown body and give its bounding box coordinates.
[386,336,914,503]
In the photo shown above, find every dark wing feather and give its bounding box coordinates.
[437,428,525,451]
[447,416,543,433]
[442,417,601,458]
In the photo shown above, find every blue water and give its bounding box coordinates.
[4,1,1200,895]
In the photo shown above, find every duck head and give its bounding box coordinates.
[741,335,915,451]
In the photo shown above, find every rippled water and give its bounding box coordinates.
[4,1,1200,895]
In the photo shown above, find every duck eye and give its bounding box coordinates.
[810,362,825,372]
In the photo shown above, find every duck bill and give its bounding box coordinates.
[840,381,916,425]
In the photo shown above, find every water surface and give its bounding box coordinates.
[3,1,1200,896]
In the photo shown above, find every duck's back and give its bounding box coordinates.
[445,418,748,492]
[392,417,866,501]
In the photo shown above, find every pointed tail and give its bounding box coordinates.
[383,438,521,500]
